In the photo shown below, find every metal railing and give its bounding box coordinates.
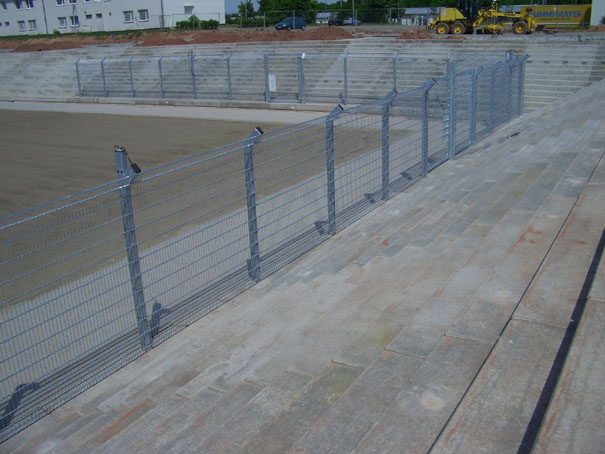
[76,51,454,105]
[0,53,527,443]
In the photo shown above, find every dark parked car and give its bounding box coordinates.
[343,17,361,26]
[328,17,344,26]
[275,17,306,30]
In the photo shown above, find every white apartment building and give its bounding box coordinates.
[0,0,225,36]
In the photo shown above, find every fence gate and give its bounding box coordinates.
[264,53,304,103]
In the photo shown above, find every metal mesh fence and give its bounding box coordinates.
[1,54,527,443]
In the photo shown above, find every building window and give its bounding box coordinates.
[70,15,78,26]
[4,21,9,26]
[17,19,25,30]
[56,0,64,5]
[68,0,75,4]
[138,9,148,21]
[85,13,91,19]
[95,12,101,18]
[15,0,22,10]
[28,19,36,29]
[25,0,32,8]
[1,1,8,9]
[58,16,66,27]
[184,5,193,15]
[123,10,133,22]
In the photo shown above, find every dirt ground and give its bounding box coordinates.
[0,110,288,216]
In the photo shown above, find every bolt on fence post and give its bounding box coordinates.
[422,79,435,177]
[128,57,135,98]
[75,59,82,96]
[114,147,151,352]
[298,53,306,103]
[100,57,107,97]
[264,53,270,103]
[226,53,233,101]
[469,68,480,145]
[325,105,343,235]
[190,51,197,99]
[392,51,398,92]
[381,90,398,201]
[244,127,264,282]
[447,59,457,160]
[343,52,349,105]
[158,56,164,99]
[517,56,527,117]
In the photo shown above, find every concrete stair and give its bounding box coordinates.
[2,76,603,452]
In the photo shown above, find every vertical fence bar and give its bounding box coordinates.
[392,51,398,91]
[518,57,526,117]
[190,51,196,99]
[469,68,480,145]
[490,67,497,132]
[75,59,82,96]
[114,147,151,351]
[422,80,434,177]
[506,61,513,122]
[100,57,107,97]
[264,53,270,103]
[227,53,233,101]
[158,56,164,99]
[325,105,343,235]
[447,59,457,160]
[128,57,135,98]
[343,52,349,105]
[381,90,397,201]
[298,53,306,103]
[244,127,264,282]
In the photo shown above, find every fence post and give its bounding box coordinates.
[517,56,527,117]
[325,105,343,235]
[489,66,497,132]
[190,51,196,99]
[264,53,270,103]
[158,56,164,99]
[381,90,398,201]
[128,57,135,98]
[447,59,457,160]
[392,51,398,92]
[100,57,107,97]
[298,52,306,103]
[244,127,264,282]
[506,55,514,121]
[227,53,233,101]
[75,59,82,96]
[469,68,480,145]
[114,147,151,352]
[343,52,349,105]
[422,79,435,176]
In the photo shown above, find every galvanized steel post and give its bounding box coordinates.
[128,57,135,98]
[100,58,107,97]
[298,53,306,103]
[75,59,82,96]
[114,147,151,351]
[244,127,264,282]
[469,68,480,145]
[392,51,398,91]
[190,51,196,99]
[227,53,233,101]
[517,56,527,117]
[506,58,513,121]
[422,79,435,177]
[343,52,349,105]
[447,59,457,160]
[158,56,164,99]
[325,105,343,235]
[381,90,398,201]
[264,53,270,102]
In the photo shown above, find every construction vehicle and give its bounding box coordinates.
[428,0,538,35]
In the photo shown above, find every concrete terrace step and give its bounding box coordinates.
[2,77,603,453]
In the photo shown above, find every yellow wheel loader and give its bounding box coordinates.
[429,0,537,35]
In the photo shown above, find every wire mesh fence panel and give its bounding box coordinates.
[193,54,230,100]
[476,67,494,141]
[161,56,194,99]
[426,77,450,170]
[103,58,133,98]
[346,54,395,104]
[0,183,143,441]
[253,119,330,277]
[229,55,266,102]
[131,57,163,98]
[266,54,301,102]
[394,55,448,93]
[304,53,346,104]
[454,69,473,155]
[77,59,105,97]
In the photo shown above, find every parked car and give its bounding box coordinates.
[275,17,307,30]
[328,17,344,26]
[343,17,361,26]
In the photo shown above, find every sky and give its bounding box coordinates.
[224,0,261,14]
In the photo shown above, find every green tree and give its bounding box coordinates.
[238,1,255,18]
